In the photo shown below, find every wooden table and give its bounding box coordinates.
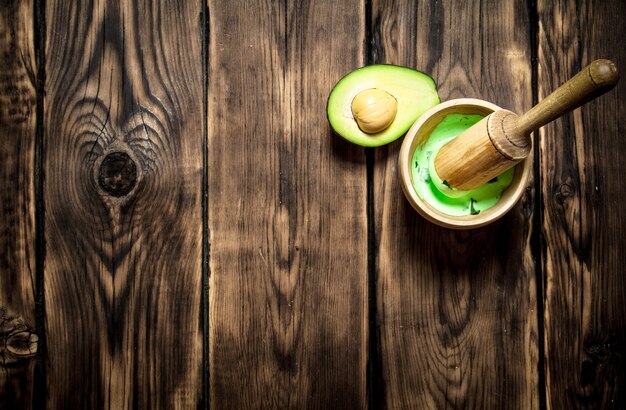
[1,0,624,408]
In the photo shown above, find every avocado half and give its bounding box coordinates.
[327,65,440,147]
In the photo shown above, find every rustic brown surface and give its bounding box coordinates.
[538,0,626,408]
[0,0,38,408]
[43,0,203,407]
[371,0,539,408]
[1,0,625,408]
[206,1,368,408]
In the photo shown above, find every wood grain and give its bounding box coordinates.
[207,0,368,408]
[371,0,539,407]
[538,0,626,407]
[44,0,203,407]
[0,0,38,408]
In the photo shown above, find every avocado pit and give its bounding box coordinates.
[351,88,398,134]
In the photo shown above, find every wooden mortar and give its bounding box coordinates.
[399,99,532,229]
[434,59,619,191]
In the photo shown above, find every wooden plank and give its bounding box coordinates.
[0,0,38,408]
[44,0,203,407]
[371,0,539,407]
[207,1,368,408]
[538,0,626,407]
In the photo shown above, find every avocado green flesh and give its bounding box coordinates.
[327,65,440,147]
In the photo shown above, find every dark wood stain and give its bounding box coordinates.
[0,0,625,408]
[206,0,368,408]
[538,0,626,407]
[0,0,38,408]
[371,0,539,408]
[43,0,203,408]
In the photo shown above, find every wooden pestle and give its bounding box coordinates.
[434,59,619,191]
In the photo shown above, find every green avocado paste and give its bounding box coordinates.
[411,113,515,216]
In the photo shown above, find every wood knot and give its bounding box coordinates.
[555,182,575,204]
[98,151,138,197]
[0,308,38,363]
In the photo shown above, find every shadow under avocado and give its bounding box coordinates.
[329,125,367,164]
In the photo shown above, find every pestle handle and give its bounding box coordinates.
[511,59,619,136]
[434,59,619,193]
